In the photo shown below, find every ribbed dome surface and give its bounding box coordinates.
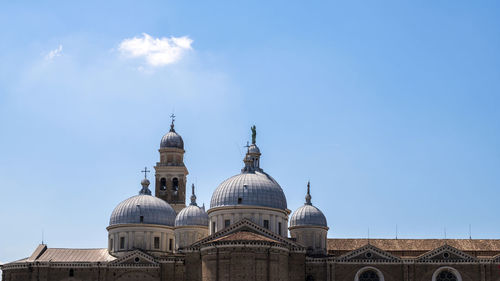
[175,205,209,227]
[290,204,327,227]
[210,171,287,210]
[248,144,260,154]
[109,195,176,226]
[160,130,184,149]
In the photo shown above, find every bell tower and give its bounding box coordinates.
[154,114,189,214]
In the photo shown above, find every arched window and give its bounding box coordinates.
[359,270,379,281]
[436,271,457,281]
[160,178,167,191]
[432,267,461,281]
[172,178,179,192]
[355,267,384,281]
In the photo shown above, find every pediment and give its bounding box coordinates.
[491,253,500,262]
[417,244,476,262]
[186,218,303,250]
[109,250,158,266]
[337,244,400,262]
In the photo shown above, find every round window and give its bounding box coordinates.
[134,257,140,263]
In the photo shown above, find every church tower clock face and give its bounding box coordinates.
[154,114,189,214]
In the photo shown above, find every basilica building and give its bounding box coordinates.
[3,122,500,281]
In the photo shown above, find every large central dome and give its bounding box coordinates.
[210,140,287,210]
[210,171,287,210]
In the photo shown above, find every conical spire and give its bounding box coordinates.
[305,181,312,205]
[190,183,197,206]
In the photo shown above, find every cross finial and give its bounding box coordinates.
[141,166,150,179]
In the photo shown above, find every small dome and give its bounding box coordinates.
[141,178,150,186]
[290,204,327,227]
[110,181,176,226]
[160,130,184,149]
[248,143,260,154]
[175,205,209,227]
[290,182,327,227]
[210,171,287,210]
[176,184,209,227]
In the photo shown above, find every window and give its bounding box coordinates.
[172,178,179,191]
[140,216,144,223]
[154,237,160,249]
[120,237,125,249]
[69,269,74,277]
[110,238,113,251]
[263,220,269,229]
[238,197,242,204]
[212,222,216,233]
[278,222,282,235]
[169,239,173,251]
[160,178,167,191]
[436,270,458,281]
[224,219,230,228]
[359,270,380,281]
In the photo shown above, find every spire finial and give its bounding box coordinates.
[190,183,197,206]
[251,125,257,144]
[170,113,176,131]
[305,181,312,205]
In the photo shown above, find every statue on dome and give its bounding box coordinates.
[251,125,257,144]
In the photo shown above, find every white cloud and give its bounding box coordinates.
[45,45,63,61]
[119,33,193,67]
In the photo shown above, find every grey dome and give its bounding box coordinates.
[290,204,327,227]
[290,182,327,227]
[109,195,176,226]
[175,205,209,227]
[210,171,287,210]
[248,144,260,154]
[160,130,184,149]
[160,121,184,149]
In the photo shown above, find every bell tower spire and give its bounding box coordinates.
[154,115,189,214]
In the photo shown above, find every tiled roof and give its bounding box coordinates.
[36,248,115,262]
[210,231,279,243]
[328,239,500,252]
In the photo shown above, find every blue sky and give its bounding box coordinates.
[1,0,500,265]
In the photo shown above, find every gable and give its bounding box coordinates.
[109,250,158,266]
[417,244,476,262]
[337,244,400,262]
[186,218,303,250]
